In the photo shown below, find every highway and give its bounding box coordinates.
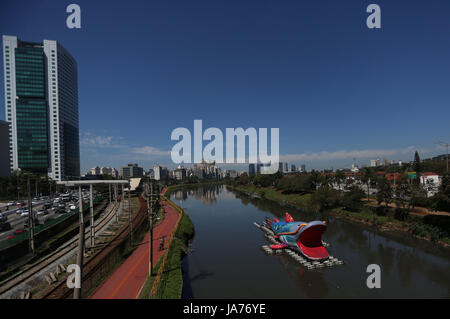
[0,193,96,242]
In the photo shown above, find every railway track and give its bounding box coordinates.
[0,199,120,298]
[41,196,147,299]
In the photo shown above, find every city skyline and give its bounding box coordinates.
[1,1,450,174]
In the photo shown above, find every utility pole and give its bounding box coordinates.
[109,183,111,203]
[128,185,132,245]
[146,182,158,277]
[74,185,84,299]
[90,184,95,248]
[27,177,35,253]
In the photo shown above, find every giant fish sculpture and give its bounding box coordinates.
[265,213,329,260]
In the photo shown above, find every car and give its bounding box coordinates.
[69,205,77,210]
[0,222,12,232]
[21,210,30,217]
[7,235,15,239]
[7,201,16,207]
[37,209,48,216]
[55,208,66,214]
[58,203,66,210]
[0,214,7,223]
[14,229,24,235]
[32,200,40,205]
[16,208,24,215]
[43,202,52,209]
[17,202,25,208]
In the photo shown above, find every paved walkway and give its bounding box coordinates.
[90,190,180,299]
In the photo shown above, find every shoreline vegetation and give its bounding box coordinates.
[139,186,194,299]
[225,183,450,247]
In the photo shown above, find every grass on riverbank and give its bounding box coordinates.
[228,184,450,246]
[139,200,194,299]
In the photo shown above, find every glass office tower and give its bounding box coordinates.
[2,35,80,181]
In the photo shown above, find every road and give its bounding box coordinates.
[0,197,85,242]
[90,195,180,299]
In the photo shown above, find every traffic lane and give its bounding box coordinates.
[0,202,72,241]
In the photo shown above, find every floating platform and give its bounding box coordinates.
[254,222,344,269]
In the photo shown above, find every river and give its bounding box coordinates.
[171,185,450,299]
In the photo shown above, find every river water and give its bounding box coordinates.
[171,185,450,299]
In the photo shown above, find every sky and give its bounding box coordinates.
[1,0,450,173]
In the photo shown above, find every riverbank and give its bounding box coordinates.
[227,184,450,247]
[139,187,194,299]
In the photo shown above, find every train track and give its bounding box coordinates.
[41,196,148,299]
[0,199,120,298]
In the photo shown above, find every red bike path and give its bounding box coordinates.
[90,190,179,299]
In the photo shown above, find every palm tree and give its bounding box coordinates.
[361,167,374,201]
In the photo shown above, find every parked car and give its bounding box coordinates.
[7,201,16,207]
[16,208,24,215]
[55,208,66,214]
[0,214,7,223]
[14,229,24,235]
[20,210,30,217]
[0,222,12,232]
[37,208,48,216]
[43,202,52,209]
[17,202,25,207]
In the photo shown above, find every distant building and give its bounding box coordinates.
[174,165,186,181]
[248,164,256,177]
[153,164,168,180]
[370,159,379,167]
[0,121,10,177]
[300,164,306,173]
[278,162,284,173]
[291,164,296,172]
[120,163,143,178]
[91,166,101,175]
[284,162,288,172]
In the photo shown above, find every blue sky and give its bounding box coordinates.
[1,0,450,172]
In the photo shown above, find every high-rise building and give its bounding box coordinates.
[3,35,80,181]
[120,163,143,178]
[248,163,255,177]
[300,164,306,173]
[0,120,10,178]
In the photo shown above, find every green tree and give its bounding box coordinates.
[361,167,374,201]
[376,177,393,208]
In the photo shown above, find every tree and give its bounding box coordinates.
[310,185,341,213]
[334,171,346,190]
[413,151,422,173]
[376,177,393,208]
[309,170,323,191]
[341,186,365,212]
[361,167,374,201]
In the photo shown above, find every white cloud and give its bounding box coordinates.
[130,146,169,156]
[279,146,424,162]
